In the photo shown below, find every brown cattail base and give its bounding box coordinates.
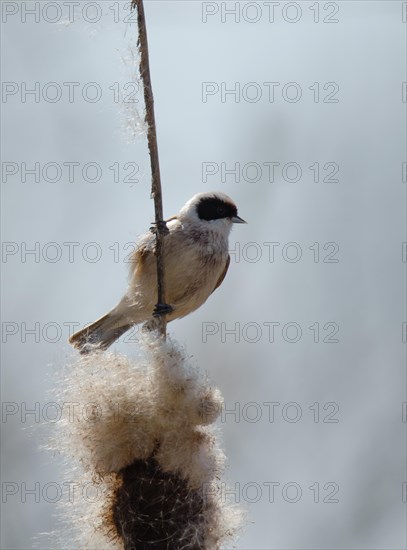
[113,457,206,550]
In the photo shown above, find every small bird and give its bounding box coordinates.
[69,191,246,353]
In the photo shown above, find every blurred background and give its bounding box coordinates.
[1,1,406,548]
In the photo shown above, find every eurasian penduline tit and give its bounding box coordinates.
[69,191,246,353]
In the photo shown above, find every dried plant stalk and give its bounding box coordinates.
[133,0,168,338]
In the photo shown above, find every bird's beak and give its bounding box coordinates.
[232,215,247,224]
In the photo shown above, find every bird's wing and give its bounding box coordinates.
[211,255,230,294]
[128,217,180,282]
[127,236,154,281]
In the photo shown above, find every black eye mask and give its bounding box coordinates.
[196,197,237,221]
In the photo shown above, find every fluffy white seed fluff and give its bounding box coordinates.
[50,333,243,549]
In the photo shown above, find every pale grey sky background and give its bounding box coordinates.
[1,1,406,549]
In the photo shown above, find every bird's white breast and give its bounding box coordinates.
[129,218,230,320]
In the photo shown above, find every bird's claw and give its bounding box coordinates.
[149,220,170,236]
[153,302,174,318]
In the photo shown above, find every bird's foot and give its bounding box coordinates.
[149,220,170,236]
[153,302,174,318]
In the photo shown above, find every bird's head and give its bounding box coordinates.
[179,192,246,233]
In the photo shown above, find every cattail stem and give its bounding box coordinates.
[133,0,168,338]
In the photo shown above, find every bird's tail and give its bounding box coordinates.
[69,311,132,354]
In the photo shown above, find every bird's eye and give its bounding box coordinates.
[217,206,225,214]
